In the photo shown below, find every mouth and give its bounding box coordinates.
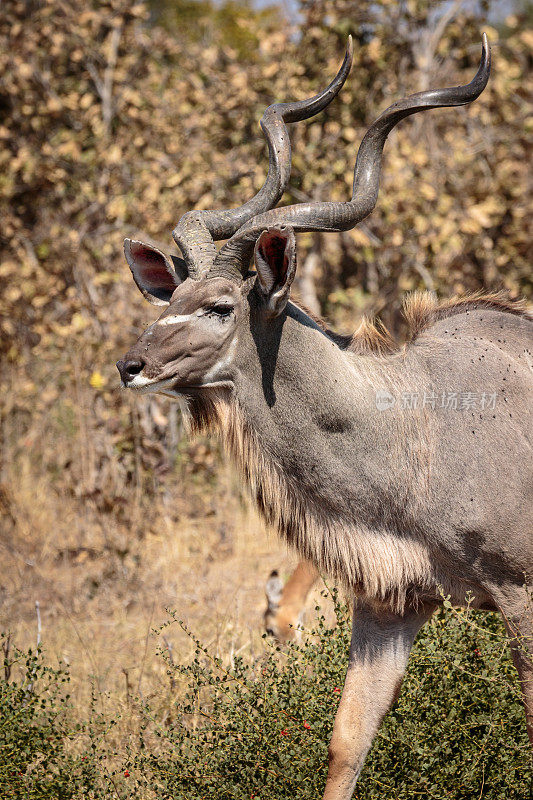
[122,374,232,397]
[121,375,178,394]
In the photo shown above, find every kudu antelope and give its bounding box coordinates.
[117,35,533,796]
[264,561,320,641]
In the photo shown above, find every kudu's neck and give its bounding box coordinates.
[229,303,430,533]
[186,301,434,611]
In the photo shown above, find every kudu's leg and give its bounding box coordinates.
[510,643,533,746]
[499,591,533,746]
[264,561,319,641]
[323,601,436,800]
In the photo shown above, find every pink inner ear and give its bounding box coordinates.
[258,232,289,285]
[131,243,176,291]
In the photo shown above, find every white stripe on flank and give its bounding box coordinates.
[157,313,196,326]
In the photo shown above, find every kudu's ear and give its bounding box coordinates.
[124,238,187,306]
[265,569,283,612]
[254,227,297,316]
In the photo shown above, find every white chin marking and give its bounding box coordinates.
[127,375,177,394]
[157,313,196,326]
[127,374,156,389]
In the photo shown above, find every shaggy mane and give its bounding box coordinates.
[177,288,531,614]
[403,290,531,342]
[295,290,531,354]
[349,316,397,355]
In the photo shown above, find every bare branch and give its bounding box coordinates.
[2,633,12,682]
[162,635,176,692]
[87,22,123,134]
[102,25,122,132]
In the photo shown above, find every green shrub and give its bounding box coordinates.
[0,635,129,799]
[2,600,532,799]
[0,635,78,799]
[362,602,532,800]
[138,597,532,799]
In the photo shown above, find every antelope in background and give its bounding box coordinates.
[117,34,533,798]
[264,560,320,641]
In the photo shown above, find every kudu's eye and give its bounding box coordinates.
[206,303,234,318]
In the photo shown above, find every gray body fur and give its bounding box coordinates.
[222,299,533,614]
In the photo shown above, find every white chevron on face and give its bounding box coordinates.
[156,313,197,326]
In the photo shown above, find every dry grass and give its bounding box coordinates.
[0,402,330,755]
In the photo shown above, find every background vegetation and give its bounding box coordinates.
[2,599,532,799]
[1,0,532,796]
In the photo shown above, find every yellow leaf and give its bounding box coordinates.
[420,183,437,201]
[107,144,122,163]
[71,312,88,332]
[367,38,381,62]
[18,62,34,79]
[80,93,93,110]
[89,371,106,390]
[460,218,481,235]
[520,30,533,48]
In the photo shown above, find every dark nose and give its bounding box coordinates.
[116,358,144,384]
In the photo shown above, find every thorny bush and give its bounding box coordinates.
[2,596,532,799]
